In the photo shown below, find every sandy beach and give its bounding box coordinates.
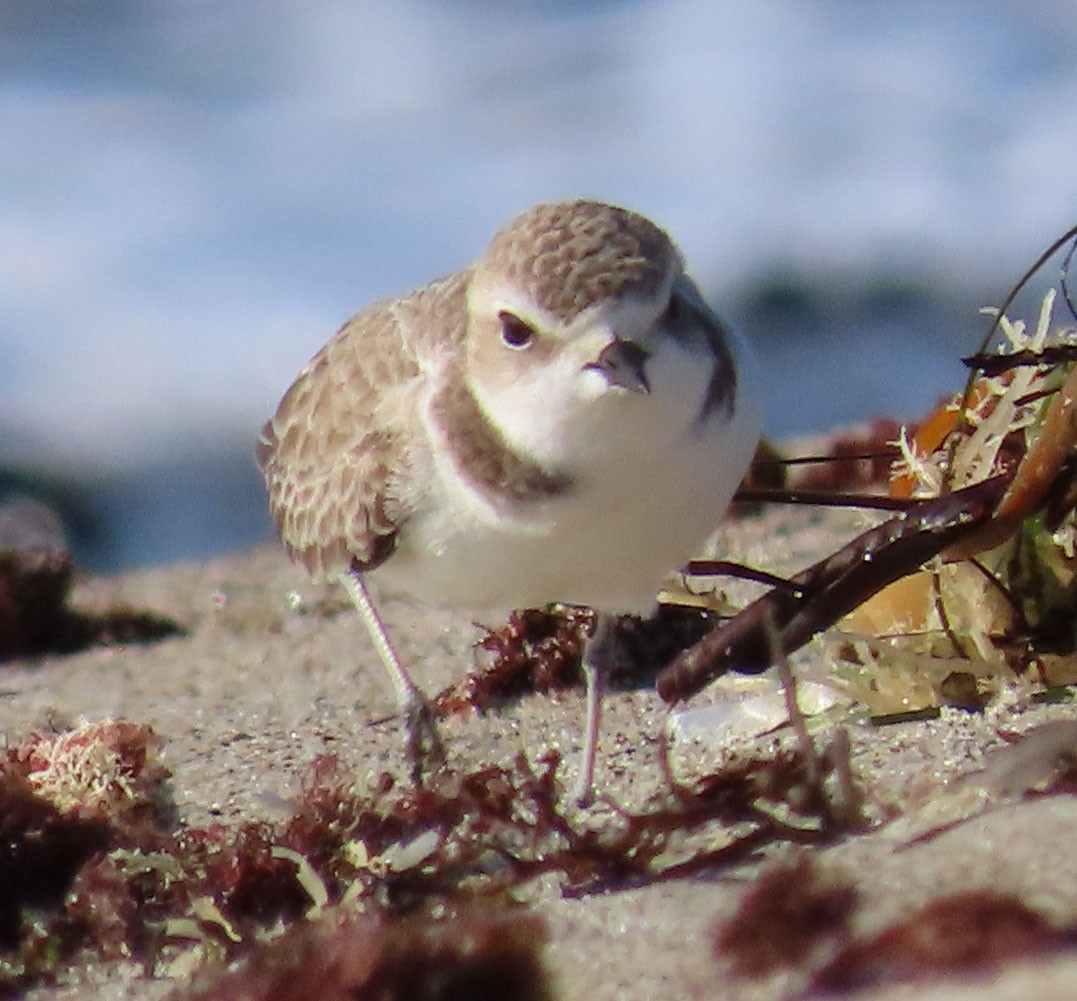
[6,500,1077,1000]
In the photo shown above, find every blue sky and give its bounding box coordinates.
[4,1,1077,565]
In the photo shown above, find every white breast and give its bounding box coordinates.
[374,331,762,617]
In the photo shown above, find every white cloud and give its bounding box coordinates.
[6,0,1077,471]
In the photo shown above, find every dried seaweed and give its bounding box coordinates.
[176,908,551,1001]
[810,891,1077,993]
[437,606,593,714]
[715,857,1077,994]
[0,499,183,661]
[437,603,713,714]
[713,855,857,979]
[0,715,862,995]
[0,720,167,988]
[662,265,1077,715]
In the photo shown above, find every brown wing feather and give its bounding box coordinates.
[256,272,468,581]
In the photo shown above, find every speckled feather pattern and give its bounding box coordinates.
[257,200,755,597]
[479,201,677,321]
[256,272,469,579]
[258,199,760,805]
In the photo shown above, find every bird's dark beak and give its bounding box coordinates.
[586,337,650,394]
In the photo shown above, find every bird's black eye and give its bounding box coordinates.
[498,311,535,350]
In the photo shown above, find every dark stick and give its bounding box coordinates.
[961,344,1077,376]
[681,559,798,592]
[656,474,1010,704]
[733,487,918,512]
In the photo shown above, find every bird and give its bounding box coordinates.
[256,199,762,803]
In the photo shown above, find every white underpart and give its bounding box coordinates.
[379,316,762,617]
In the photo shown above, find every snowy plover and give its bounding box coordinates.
[257,200,762,801]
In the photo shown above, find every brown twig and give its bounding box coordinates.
[962,343,1077,376]
[733,488,916,512]
[657,475,1010,703]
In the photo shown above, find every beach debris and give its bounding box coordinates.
[0,498,73,659]
[715,855,1077,992]
[660,225,1077,716]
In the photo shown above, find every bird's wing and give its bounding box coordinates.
[256,272,468,580]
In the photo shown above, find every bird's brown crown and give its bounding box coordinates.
[477,201,678,323]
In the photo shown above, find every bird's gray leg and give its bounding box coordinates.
[340,568,445,783]
[575,613,625,805]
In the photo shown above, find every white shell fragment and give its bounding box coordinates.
[667,677,840,747]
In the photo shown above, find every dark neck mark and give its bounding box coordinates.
[697,325,738,424]
[432,376,574,504]
[663,284,739,426]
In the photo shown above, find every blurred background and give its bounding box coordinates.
[3,0,1077,572]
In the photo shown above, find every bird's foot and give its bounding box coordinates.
[403,693,447,788]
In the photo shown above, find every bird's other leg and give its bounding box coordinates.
[575,612,626,805]
[340,567,446,784]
